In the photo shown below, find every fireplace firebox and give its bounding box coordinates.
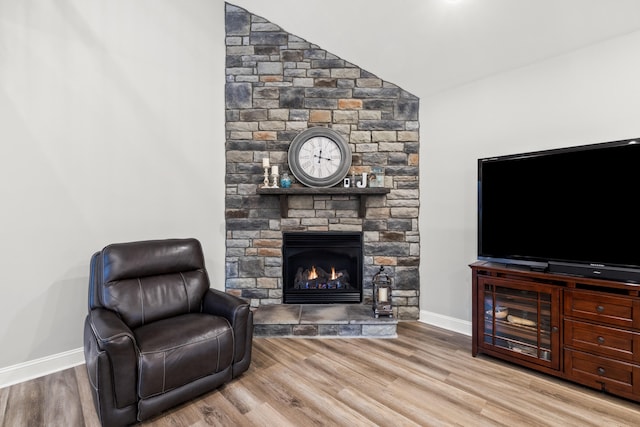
[283,232,363,304]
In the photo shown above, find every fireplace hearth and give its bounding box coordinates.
[283,232,362,304]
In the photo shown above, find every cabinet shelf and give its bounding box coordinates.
[485,317,551,346]
[489,299,551,317]
[256,186,390,218]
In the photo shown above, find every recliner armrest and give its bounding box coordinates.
[203,289,253,376]
[89,307,136,344]
[87,308,138,408]
[203,289,248,322]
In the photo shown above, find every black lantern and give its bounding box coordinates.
[372,266,393,318]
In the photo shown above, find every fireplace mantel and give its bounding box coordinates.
[257,187,390,218]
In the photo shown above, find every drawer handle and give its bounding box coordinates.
[597,367,606,376]
[597,336,605,344]
[596,305,605,313]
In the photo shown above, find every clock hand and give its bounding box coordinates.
[313,152,333,162]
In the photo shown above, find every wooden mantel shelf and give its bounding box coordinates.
[257,186,390,218]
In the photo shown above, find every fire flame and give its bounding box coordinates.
[307,266,340,281]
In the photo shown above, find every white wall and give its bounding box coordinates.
[0,0,226,381]
[3,0,640,385]
[420,30,640,330]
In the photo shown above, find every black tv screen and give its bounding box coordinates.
[477,137,640,282]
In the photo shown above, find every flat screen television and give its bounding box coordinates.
[477,137,640,283]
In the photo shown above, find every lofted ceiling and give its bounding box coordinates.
[229,0,640,97]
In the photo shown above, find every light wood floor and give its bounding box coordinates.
[2,322,640,426]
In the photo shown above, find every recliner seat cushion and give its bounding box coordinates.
[134,313,234,399]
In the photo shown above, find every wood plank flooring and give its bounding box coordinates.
[2,322,640,426]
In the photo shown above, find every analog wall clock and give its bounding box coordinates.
[288,127,352,188]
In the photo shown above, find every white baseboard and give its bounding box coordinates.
[419,310,472,336]
[0,347,85,389]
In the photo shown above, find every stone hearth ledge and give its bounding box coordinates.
[253,304,398,338]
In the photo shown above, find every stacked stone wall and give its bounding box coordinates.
[225,3,420,319]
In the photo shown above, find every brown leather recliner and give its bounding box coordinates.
[83,238,253,426]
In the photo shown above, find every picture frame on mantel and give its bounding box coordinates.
[369,166,385,188]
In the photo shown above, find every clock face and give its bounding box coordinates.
[296,136,343,179]
[288,128,352,188]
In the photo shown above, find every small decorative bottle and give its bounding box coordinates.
[280,172,292,188]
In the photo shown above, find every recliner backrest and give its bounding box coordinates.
[89,238,209,328]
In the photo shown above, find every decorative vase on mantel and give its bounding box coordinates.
[280,172,292,188]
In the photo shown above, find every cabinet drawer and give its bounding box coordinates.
[564,349,640,398]
[564,290,640,329]
[564,319,640,362]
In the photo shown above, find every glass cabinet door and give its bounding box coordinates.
[479,276,560,370]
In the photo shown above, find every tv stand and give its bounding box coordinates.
[471,261,640,403]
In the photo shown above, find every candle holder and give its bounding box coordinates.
[262,167,271,188]
[271,170,279,188]
[372,266,393,318]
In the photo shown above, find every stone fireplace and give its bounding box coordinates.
[224,3,420,320]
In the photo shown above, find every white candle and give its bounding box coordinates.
[378,287,388,302]
[272,165,278,175]
[262,158,270,168]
